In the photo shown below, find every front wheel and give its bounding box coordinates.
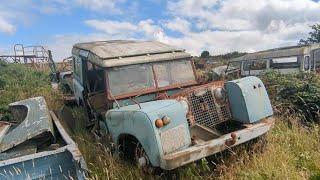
[134,143,156,174]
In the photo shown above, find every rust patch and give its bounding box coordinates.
[225,132,237,146]
[170,81,225,98]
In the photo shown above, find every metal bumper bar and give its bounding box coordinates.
[160,117,274,170]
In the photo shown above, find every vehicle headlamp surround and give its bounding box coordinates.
[211,86,227,101]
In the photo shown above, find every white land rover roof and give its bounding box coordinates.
[72,40,191,67]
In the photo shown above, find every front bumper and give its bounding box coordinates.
[160,117,274,170]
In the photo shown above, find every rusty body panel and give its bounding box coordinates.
[170,81,231,128]
[0,97,87,179]
[160,117,274,170]
[170,81,225,98]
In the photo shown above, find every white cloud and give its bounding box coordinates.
[0,16,15,34]
[168,0,320,31]
[137,19,165,40]
[164,0,320,55]
[164,17,191,34]
[84,19,167,41]
[74,0,124,13]
[47,32,134,61]
[49,18,169,60]
[85,20,137,35]
[47,0,320,60]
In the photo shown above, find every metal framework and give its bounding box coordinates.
[0,44,50,65]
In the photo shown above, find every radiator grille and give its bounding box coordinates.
[187,88,231,128]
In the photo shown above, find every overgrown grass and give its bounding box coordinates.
[1,62,320,179]
[0,62,63,120]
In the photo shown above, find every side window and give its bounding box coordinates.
[73,56,82,77]
[314,49,320,68]
[86,61,105,92]
[304,56,310,71]
[270,56,300,69]
[243,61,251,71]
[251,60,267,70]
[87,61,93,71]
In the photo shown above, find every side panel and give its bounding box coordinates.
[0,149,84,179]
[105,100,192,167]
[225,76,273,123]
[106,111,161,166]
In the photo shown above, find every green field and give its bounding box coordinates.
[1,62,320,179]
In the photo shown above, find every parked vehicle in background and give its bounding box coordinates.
[226,43,320,76]
[64,40,274,172]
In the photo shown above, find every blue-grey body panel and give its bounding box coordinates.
[0,146,86,180]
[114,89,182,108]
[0,97,87,179]
[106,99,191,167]
[225,76,273,123]
[0,97,54,153]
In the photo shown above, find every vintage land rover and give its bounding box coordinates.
[69,40,274,171]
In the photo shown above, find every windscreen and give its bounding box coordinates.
[108,64,155,96]
[107,60,196,97]
[153,60,196,87]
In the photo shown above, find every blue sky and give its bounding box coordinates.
[0,0,320,60]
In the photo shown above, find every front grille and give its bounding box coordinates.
[187,88,231,128]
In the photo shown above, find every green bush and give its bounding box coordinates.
[262,72,320,121]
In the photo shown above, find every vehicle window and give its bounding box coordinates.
[314,49,320,68]
[243,61,251,71]
[154,60,195,87]
[86,61,104,92]
[270,56,300,69]
[87,61,94,71]
[108,64,155,96]
[73,56,81,77]
[251,60,267,70]
[304,56,310,71]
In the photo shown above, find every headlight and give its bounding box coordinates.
[155,116,171,128]
[162,116,171,125]
[155,119,164,128]
[213,87,226,101]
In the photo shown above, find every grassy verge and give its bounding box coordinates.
[1,62,320,179]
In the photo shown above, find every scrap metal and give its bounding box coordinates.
[0,97,87,179]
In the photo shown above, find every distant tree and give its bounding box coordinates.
[200,50,210,58]
[299,23,320,45]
